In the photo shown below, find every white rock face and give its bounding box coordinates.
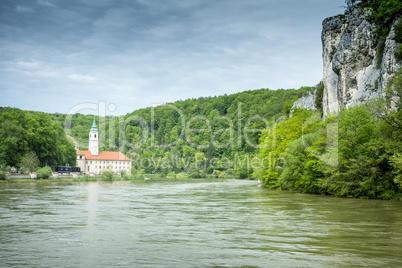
[292,91,316,110]
[321,10,400,117]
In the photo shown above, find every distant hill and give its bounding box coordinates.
[38,86,316,176]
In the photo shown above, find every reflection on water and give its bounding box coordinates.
[1,179,402,267]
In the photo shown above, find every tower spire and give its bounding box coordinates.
[89,119,99,156]
[90,119,98,133]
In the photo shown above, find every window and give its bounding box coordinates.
[86,161,88,164]
[90,161,92,164]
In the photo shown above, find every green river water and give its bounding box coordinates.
[1,179,402,267]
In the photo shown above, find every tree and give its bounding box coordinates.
[0,108,76,168]
[103,170,114,181]
[20,152,39,173]
[258,109,322,187]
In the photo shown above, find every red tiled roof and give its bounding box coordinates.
[77,150,131,161]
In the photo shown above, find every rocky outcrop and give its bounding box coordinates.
[321,9,400,117]
[292,91,316,110]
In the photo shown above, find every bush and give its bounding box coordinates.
[395,44,402,62]
[10,167,17,174]
[166,171,176,179]
[176,172,187,179]
[103,170,114,181]
[81,175,90,181]
[187,164,205,178]
[130,168,145,180]
[0,171,6,180]
[218,171,228,178]
[122,174,132,180]
[36,167,52,179]
[20,152,39,173]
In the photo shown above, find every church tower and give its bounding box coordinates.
[88,119,99,156]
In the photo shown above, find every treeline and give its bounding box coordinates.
[122,87,315,176]
[256,68,402,200]
[39,86,314,178]
[1,85,315,177]
[0,108,76,173]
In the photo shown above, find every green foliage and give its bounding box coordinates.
[343,1,402,67]
[376,38,386,68]
[0,108,76,168]
[391,153,402,187]
[314,82,324,113]
[351,1,402,66]
[187,163,206,178]
[36,167,52,179]
[258,109,322,187]
[278,133,323,193]
[130,168,145,180]
[44,86,309,176]
[176,172,187,179]
[166,171,176,179]
[395,20,402,62]
[362,0,402,38]
[257,67,402,199]
[396,44,402,62]
[0,171,6,180]
[103,170,114,181]
[20,152,39,173]
[369,67,402,131]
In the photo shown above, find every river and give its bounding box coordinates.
[1,179,402,267]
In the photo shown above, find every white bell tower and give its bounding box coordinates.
[88,119,99,156]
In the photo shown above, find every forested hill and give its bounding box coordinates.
[0,85,317,177]
[0,107,76,170]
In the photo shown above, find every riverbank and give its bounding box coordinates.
[0,174,234,184]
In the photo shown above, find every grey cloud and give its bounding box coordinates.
[0,0,345,114]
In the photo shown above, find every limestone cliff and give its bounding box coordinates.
[292,91,316,110]
[321,9,400,117]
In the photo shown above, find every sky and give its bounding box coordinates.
[0,0,345,115]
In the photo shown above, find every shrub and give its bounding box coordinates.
[166,171,176,179]
[218,171,228,178]
[122,174,132,180]
[10,167,17,174]
[81,175,90,181]
[20,152,39,173]
[36,167,52,179]
[0,171,6,180]
[395,44,402,62]
[130,168,145,180]
[176,172,187,179]
[103,170,114,181]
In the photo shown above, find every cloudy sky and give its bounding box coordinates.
[0,0,344,115]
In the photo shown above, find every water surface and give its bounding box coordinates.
[1,179,402,267]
